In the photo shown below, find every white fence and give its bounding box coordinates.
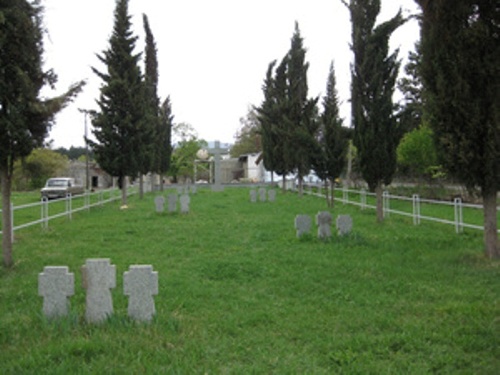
[304,185,499,234]
[0,187,137,237]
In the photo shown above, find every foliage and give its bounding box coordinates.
[0,0,84,267]
[0,189,498,372]
[312,62,349,205]
[89,0,146,203]
[230,107,261,158]
[155,97,173,186]
[256,23,318,190]
[169,138,207,183]
[396,124,437,177]
[54,146,93,161]
[397,42,423,134]
[13,148,68,190]
[417,0,499,258]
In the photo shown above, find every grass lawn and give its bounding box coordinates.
[0,187,499,373]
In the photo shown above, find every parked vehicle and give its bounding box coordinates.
[40,177,84,199]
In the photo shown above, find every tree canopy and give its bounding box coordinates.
[0,0,84,267]
[417,0,499,258]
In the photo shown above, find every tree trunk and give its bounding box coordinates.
[483,188,499,259]
[298,174,303,196]
[159,174,164,192]
[324,180,330,207]
[330,180,336,209]
[375,182,384,223]
[1,169,13,268]
[121,176,128,206]
[282,176,286,192]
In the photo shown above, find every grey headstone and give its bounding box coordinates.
[336,215,353,236]
[316,211,332,239]
[180,194,190,214]
[176,186,183,195]
[190,185,197,194]
[123,265,158,322]
[250,189,257,203]
[268,190,276,202]
[295,215,312,238]
[38,266,74,318]
[82,258,116,323]
[209,140,224,192]
[258,188,267,202]
[167,193,177,213]
[154,196,165,213]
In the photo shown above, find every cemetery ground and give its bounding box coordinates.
[1,188,499,373]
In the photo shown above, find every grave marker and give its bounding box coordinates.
[167,193,177,213]
[258,188,267,202]
[154,196,165,213]
[209,140,224,192]
[336,215,353,236]
[180,194,190,214]
[82,259,116,323]
[123,265,158,322]
[316,211,332,239]
[250,189,257,203]
[38,266,74,318]
[295,215,312,238]
[268,190,276,202]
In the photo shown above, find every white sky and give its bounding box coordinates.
[41,0,420,149]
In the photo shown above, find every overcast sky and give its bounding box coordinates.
[41,0,420,149]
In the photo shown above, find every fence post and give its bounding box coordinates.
[10,202,14,242]
[41,197,49,230]
[454,197,463,234]
[360,189,367,210]
[412,194,421,225]
[342,187,348,205]
[85,190,90,211]
[383,191,390,218]
[66,193,72,220]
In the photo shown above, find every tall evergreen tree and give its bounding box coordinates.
[0,0,84,267]
[157,97,173,191]
[139,13,160,198]
[417,0,500,258]
[90,0,144,205]
[313,62,348,207]
[285,22,319,195]
[397,42,423,134]
[345,0,405,222]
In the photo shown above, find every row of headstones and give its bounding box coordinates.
[295,212,353,238]
[38,259,158,323]
[250,188,276,203]
[176,185,197,195]
[155,193,190,214]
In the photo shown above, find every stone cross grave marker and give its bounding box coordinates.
[336,215,353,236]
[180,194,190,214]
[82,258,116,323]
[154,196,165,213]
[316,211,332,239]
[38,266,74,319]
[295,215,312,238]
[268,190,276,202]
[123,265,158,322]
[250,189,257,203]
[209,140,224,192]
[167,193,178,213]
[258,187,267,202]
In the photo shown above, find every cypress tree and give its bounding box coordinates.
[0,0,84,267]
[157,97,173,191]
[90,0,144,205]
[346,0,405,222]
[313,62,348,207]
[417,0,500,258]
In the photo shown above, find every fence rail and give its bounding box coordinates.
[0,187,137,237]
[305,185,499,234]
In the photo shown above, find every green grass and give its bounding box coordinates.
[1,187,499,373]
